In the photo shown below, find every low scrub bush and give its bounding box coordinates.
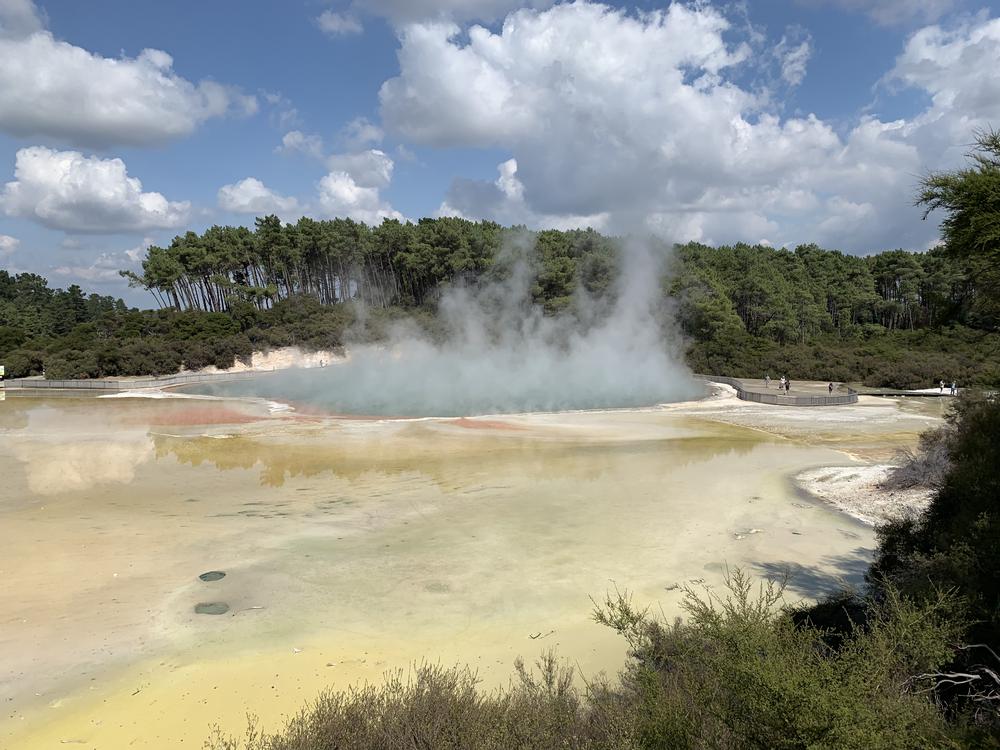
[209,572,972,750]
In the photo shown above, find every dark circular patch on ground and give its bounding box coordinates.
[194,602,230,615]
[199,571,226,582]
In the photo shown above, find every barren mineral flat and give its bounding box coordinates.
[0,386,938,749]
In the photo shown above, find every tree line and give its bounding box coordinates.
[121,216,504,312]
[124,217,983,336]
[1,227,997,385]
[2,128,998,385]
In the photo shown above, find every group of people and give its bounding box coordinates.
[763,374,792,394]
[763,374,959,397]
[763,375,839,397]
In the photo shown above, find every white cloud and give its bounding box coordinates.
[317,10,363,35]
[52,237,152,286]
[0,2,256,148]
[124,236,155,263]
[800,0,959,27]
[1,146,190,233]
[262,91,301,131]
[381,4,752,148]
[317,171,404,225]
[278,124,390,187]
[277,130,325,159]
[776,36,812,86]
[326,149,394,188]
[0,0,43,38]
[218,177,300,216]
[887,14,1000,142]
[340,117,384,149]
[379,3,1000,252]
[273,117,402,223]
[350,0,554,25]
[53,252,129,283]
[0,233,18,257]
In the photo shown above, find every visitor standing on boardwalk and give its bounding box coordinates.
[828,382,834,395]
[951,381,957,396]
[765,374,770,389]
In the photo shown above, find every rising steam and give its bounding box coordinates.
[200,236,700,416]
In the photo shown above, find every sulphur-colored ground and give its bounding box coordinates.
[0,387,941,748]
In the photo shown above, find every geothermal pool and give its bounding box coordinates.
[179,354,705,416]
[0,388,943,748]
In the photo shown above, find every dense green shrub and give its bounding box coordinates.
[207,574,972,750]
[870,396,1000,647]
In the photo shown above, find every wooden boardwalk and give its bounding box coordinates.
[704,376,859,406]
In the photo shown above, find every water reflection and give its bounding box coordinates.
[9,405,154,496]
[152,422,765,489]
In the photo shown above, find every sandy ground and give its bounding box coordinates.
[796,464,934,526]
[0,384,943,749]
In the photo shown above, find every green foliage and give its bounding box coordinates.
[870,396,1000,648]
[595,573,966,749]
[2,214,998,385]
[209,573,968,750]
[917,128,1000,329]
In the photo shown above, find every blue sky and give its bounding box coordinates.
[0,0,998,304]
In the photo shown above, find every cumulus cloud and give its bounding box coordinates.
[0,0,43,38]
[342,0,554,25]
[277,130,325,159]
[800,0,959,27]
[274,117,402,223]
[1,146,190,233]
[53,252,128,283]
[381,4,752,148]
[326,149,395,188]
[52,238,152,287]
[277,123,392,189]
[218,177,300,216]
[317,171,404,225]
[317,10,363,35]
[0,0,256,147]
[340,117,384,149]
[0,233,18,257]
[887,14,1000,141]
[379,3,1000,252]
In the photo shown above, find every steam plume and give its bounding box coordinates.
[221,234,700,416]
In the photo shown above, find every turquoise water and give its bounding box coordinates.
[179,365,705,417]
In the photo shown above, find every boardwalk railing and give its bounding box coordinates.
[704,375,858,407]
[2,369,267,392]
